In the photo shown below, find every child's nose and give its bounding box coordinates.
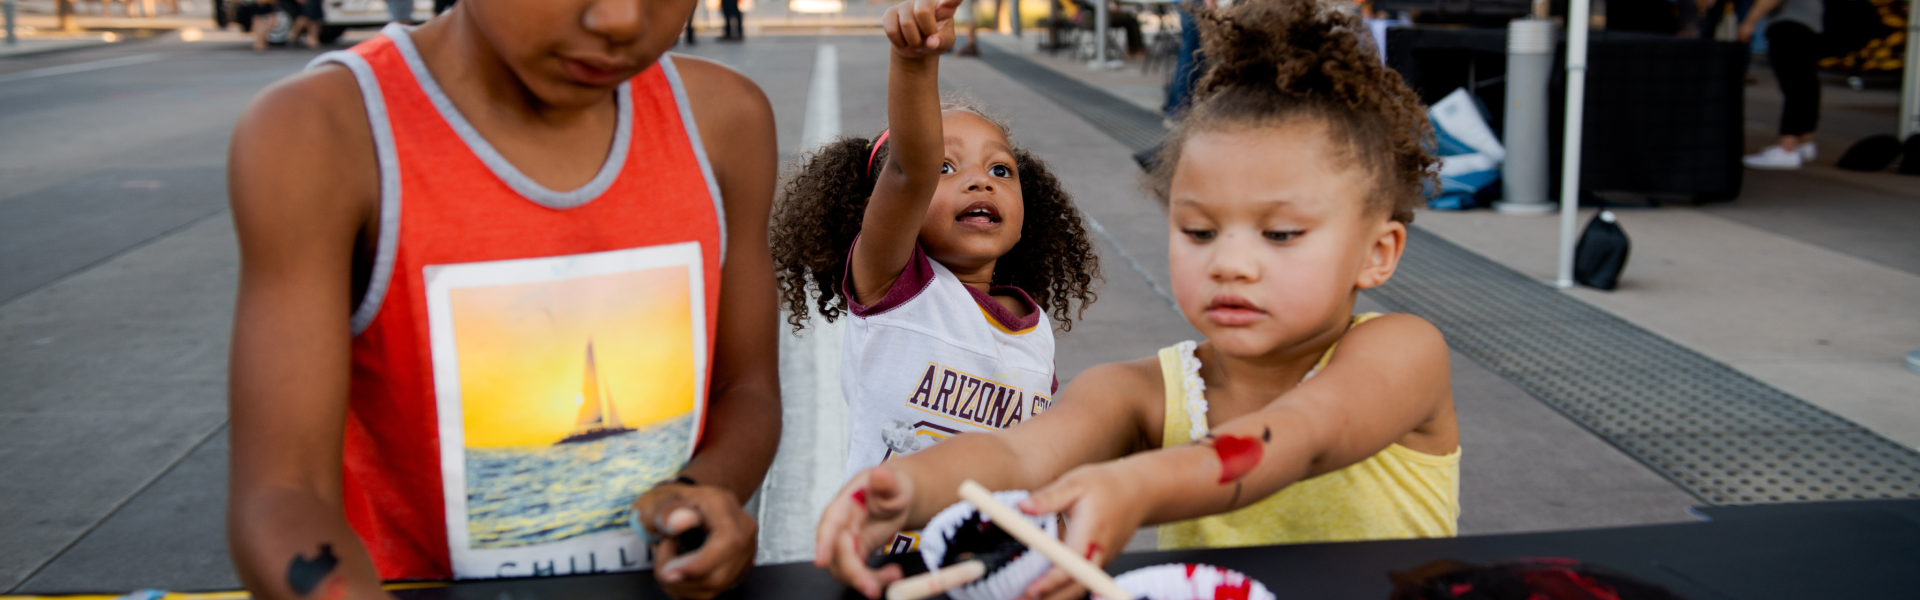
[583,0,645,43]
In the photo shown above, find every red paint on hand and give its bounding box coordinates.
[852,488,868,507]
[1085,542,1102,560]
[1212,435,1263,483]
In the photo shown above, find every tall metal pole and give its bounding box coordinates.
[1092,0,1108,69]
[1900,0,1918,139]
[1555,0,1592,288]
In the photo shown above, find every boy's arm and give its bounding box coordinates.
[227,67,390,600]
[633,55,782,600]
[812,359,1159,599]
[846,0,963,306]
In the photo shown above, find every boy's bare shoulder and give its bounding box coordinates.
[230,63,376,228]
[667,53,772,123]
[237,63,369,148]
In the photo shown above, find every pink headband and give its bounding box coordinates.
[866,129,891,175]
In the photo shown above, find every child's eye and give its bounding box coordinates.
[941,162,955,175]
[989,164,1013,178]
[1182,229,1217,242]
[1264,230,1302,242]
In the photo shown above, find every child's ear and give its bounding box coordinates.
[1354,220,1406,290]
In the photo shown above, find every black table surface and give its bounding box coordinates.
[394,500,1920,600]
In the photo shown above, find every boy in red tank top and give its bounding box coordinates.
[225,0,780,598]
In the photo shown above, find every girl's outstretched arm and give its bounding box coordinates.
[846,0,964,306]
[812,358,1163,599]
[1019,315,1457,600]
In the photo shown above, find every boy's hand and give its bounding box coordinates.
[883,0,966,59]
[1015,462,1150,600]
[813,466,917,599]
[633,481,760,600]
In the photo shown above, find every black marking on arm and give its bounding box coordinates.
[1261,427,1271,443]
[286,544,339,596]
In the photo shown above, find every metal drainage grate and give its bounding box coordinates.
[975,44,1166,153]
[1372,228,1920,504]
[975,45,1920,506]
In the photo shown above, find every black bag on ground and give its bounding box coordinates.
[1574,211,1630,290]
[1838,134,1902,171]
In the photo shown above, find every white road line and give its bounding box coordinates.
[0,53,165,85]
[754,43,849,565]
[800,44,841,151]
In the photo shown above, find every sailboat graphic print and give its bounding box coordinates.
[559,341,637,444]
[423,242,708,577]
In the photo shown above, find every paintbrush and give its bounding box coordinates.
[956,480,1137,600]
[884,542,1029,600]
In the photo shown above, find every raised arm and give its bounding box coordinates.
[628,55,783,600]
[226,66,389,600]
[846,0,964,305]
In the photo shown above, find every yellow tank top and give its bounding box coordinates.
[1155,313,1461,550]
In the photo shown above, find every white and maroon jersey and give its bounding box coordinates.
[840,244,1057,479]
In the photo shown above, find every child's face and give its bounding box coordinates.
[465,0,697,107]
[1166,120,1406,358]
[918,111,1025,274]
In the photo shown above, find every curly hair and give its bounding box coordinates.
[1146,0,1439,223]
[770,105,1101,333]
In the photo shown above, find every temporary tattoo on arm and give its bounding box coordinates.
[286,544,339,597]
[1211,434,1264,484]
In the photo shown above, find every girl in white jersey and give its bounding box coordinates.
[770,0,1100,487]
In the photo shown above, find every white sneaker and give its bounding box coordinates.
[1744,145,1803,170]
[1798,141,1817,161]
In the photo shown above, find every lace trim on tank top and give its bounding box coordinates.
[1174,340,1209,442]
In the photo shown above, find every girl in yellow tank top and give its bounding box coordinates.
[810,2,1460,598]
[1156,314,1460,549]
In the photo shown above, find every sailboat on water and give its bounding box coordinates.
[556,340,636,445]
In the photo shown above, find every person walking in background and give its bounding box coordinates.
[720,0,744,40]
[1163,0,1213,120]
[955,0,1002,56]
[387,0,414,25]
[1740,0,1825,169]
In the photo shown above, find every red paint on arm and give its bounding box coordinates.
[1212,435,1263,483]
[851,488,868,507]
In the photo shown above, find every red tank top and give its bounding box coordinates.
[316,25,724,581]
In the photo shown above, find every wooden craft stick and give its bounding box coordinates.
[955,481,1134,600]
[885,560,988,600]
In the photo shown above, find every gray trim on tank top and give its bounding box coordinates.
[307,50,403,336]
[382,23,634,210]
[659,54,729,264]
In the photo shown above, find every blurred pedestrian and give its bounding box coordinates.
[286,0,321,48]
[720,0,743,40]
[1740,0,1825,169]
[1164,0,1212,120]
[388,0,414,25]
[956,0,1002,55]
[250,0,281,51]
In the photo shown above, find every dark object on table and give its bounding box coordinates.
[1385,28,1748,203]
[1900,134,1920,176]
[1388,558,1690,600]
[1574,211,1629,291]
[1838,134,1903,171]
[675,526,708,554]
